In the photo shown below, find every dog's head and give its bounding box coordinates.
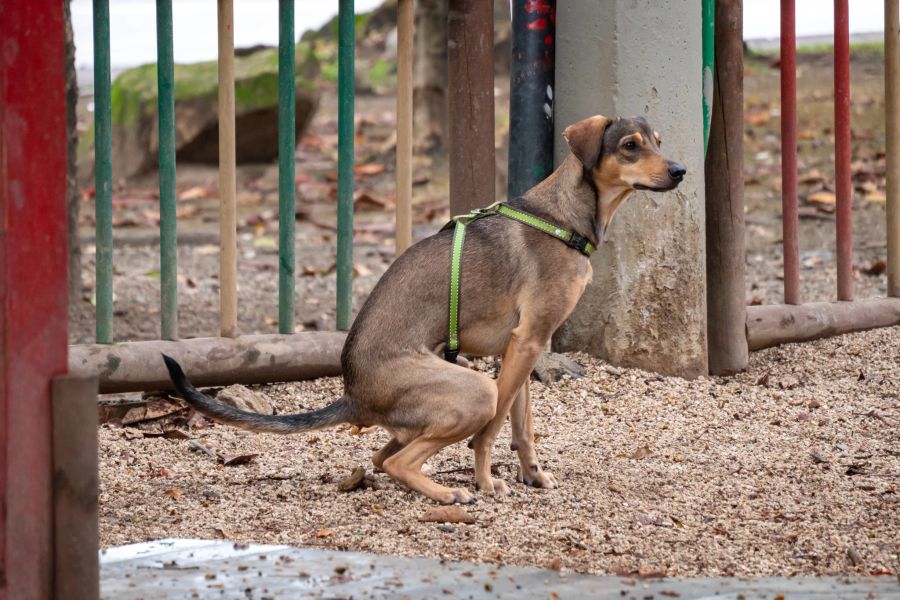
[563,115,685,239]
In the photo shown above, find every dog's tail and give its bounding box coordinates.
[162,354,352,434]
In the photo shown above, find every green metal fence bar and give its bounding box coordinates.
[278,0,297,334]
[156,0,178,340]
[702,0,714,153]
[336,0,355,331]
[93,0,114,344]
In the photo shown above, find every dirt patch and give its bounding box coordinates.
[99,326,899,578]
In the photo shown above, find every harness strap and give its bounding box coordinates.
[442,201,594,363]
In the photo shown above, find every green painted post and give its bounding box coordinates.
[336,0,355,331]
[93,0,113,343]
[702,0,715,153]
[278,0,297,334]
[156,0,178,340]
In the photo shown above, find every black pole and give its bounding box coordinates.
[507,0,555,199]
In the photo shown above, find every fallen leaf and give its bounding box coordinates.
[353,263,373,277]
[637,566,667,578]
[142,430,190,440]
[220,453,258,467]
[349,425,378,435]
[864,190,886,203]
[354,191,393,210]
[629,446,653,459]
[314,528,335,538]
[163,488,183,500]
[420,506,476,524]
[861,259,886,276]
[354,163,386,176]
[807,191,836,205]
[178,186,211,201]
[214,527,235,540]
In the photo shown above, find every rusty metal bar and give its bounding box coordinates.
[886,0,899,297]
[780,0,800,304]
[834,0,853,301]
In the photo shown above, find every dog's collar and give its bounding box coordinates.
[440,201,594,363]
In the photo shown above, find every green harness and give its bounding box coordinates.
[440,200,596,363]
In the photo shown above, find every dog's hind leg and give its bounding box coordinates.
[380,362,497,504]
[510,381,558,488]
[372,437,403,471]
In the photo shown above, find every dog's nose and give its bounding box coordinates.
[668,163,686,180]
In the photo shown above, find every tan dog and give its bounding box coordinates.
[164,115,685,504]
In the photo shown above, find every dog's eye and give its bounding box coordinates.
[623,140,637,151]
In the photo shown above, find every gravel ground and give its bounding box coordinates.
[99,326,899,578]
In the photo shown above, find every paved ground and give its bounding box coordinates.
[101,539,900,599]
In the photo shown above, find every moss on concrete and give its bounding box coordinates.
[109,42,318,127]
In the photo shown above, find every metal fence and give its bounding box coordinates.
[90,0,369,343]
[703,0,900,373]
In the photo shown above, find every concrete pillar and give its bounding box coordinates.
[551,0,708,378]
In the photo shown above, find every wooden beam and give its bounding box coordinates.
[0,0,69,596]
[746,298,900,351]
[705,0,748,374]
[52,376,99,600]
[69,332,347,394]
[448,0,495,215]
[395,0,414,254]
[217,0,238,337]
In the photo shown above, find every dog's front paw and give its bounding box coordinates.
[436,487,476,505]
[517,465,559,489]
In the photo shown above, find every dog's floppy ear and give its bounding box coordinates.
[562,115,612,170]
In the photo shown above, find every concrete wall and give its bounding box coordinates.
[552,0,708,378]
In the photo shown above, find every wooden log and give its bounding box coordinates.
[52,376,99,600]
[705,0,748,374]
[68,332,346,394]
[395,0,414,254]
[746,298,900,351]
[448,0,495,215]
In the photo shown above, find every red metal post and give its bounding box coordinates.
[834,0,853,301]
[0,1,69,598]
[780,0,801,304]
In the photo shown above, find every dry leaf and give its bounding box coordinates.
[420,506,477,524]
[807,191,836,205]
[354,163,386,176]
[214,527,235,539]
[163,488,183,500]
[349,425,378,435]
[220,453,258,466]
[142,429,190,440]
[314,528,334,538]
[861,259,886,276]
[864,190,886,203]
[178,186,211,201]
[629,446,653,459]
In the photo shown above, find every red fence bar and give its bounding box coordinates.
[888,0,900,297]
[1,0,69,596]
[780,0,801,304]
[834,0,853,301]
